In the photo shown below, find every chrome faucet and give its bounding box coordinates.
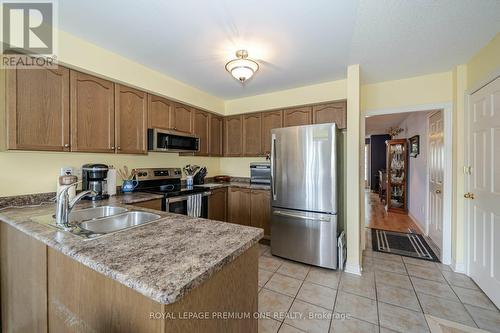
[55,182,96,230]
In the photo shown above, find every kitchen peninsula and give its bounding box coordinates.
[0,194,262,333]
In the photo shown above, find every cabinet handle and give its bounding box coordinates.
[117,146,121,150]
[111,146,115,150]
[64,144,70,148]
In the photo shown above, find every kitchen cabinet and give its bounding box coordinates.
[209,114,223,156]
[283,106,312,127]
[208,187,227,221]
[6,66,70,151]
[193,108,210,156]
[115,84,147,154]
[312,101,347,129]
[250,189,271,238]
[243,113,262,156]
[228,187,251,226]
[171,102,193,133]
[148,94,172,130]
[130,199,163,211]
[223,115,243,156]
[70,71,115,153]
[261,110,282,155]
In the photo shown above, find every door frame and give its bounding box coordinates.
[363,102,453,264]
[464,72,500,276]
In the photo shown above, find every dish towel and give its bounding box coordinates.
[187,193,202,217]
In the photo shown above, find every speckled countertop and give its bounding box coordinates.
[0,193,263,305]
[201,182,271,190]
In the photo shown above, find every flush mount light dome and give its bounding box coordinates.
[225,50,259,83]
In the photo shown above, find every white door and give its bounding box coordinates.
[428,110,444,249]
[467,76,500,308]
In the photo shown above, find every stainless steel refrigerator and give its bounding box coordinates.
[270,123,342,269]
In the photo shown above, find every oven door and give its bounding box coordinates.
[165,192,210,218]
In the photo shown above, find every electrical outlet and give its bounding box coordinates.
[60,167,73,176]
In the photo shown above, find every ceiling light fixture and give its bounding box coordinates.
[225,49,259,83]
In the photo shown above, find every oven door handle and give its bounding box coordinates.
[166,191,212,203]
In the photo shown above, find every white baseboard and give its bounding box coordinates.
[408,212,426,234]
[344,263,362,275]
[452,261,466,274]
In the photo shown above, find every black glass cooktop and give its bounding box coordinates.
[142,185,210,198]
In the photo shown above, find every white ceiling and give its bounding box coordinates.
[59,0,500,99]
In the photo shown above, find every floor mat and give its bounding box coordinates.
[372,228,440,262]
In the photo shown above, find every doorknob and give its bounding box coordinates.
[464,192,475,199]
[435,189,441,194]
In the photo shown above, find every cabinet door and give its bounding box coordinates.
[283,106,312,127]
[172,103,193,133]
[261,111,282,155]
[115,84,147,154]
[208,187,227,221]
[209,114,223,156]
[7,66,70,151]
[70,71,115,153]
[224,115,243,156]
[193,109,209,156]
[312,101,347,129]
[243,113,262,156]
[148,94,172,130]
[250,190,271,238]
[228,187,251,226]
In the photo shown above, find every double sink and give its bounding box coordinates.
[34,206,162,239]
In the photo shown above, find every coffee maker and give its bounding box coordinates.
[82,164,109,200]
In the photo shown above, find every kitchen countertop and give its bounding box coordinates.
[201,182,271,191]
[0,193,263,305]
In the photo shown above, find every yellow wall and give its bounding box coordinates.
[345,65,362,274]
[467,33,500,91]
[361,71,453,111]
[225,79,347,115]
[218,157,266,178]
[0,151,220,196]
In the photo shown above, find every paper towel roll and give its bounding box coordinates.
[106,168,117,196]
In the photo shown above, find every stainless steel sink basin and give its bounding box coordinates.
[79,211,161,234]
[69,206,128,223]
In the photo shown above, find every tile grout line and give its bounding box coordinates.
[328,270,343,332]
[279,265,310,333]
[442,270,481,328]
[403,259,433,332]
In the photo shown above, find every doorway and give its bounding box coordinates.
[466,75,500,307]
[363,105,453,264]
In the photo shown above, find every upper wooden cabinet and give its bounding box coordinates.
[224,115,243,156]
[172,103,193,133]
[148,94,172,130]
[243,113,262,156]
[70,71,115,153]
[313,101,347,129]
[193,109,209,156]
[6,66,70,151]
[209,114,223,156]
[261,111,282,155]
[115,84,147,154]
[227,187,251,226]
[283,106,312,127]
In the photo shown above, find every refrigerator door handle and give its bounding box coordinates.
[271,133,277,200]
[273,210,331,222]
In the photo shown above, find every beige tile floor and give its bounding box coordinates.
[257,234,500,333]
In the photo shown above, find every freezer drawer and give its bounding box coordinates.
[270,208,338,269]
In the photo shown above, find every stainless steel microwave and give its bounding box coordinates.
[147,128,200,153]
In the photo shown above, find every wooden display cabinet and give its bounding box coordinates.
[385,139,408,213]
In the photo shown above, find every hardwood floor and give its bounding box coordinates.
[365,191,421,233]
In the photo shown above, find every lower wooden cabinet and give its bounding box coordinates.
[250,190,271,238]
[227,187,251,226]
[208,187,227,221]
[226,187,271,238]
[130,199,163,211]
